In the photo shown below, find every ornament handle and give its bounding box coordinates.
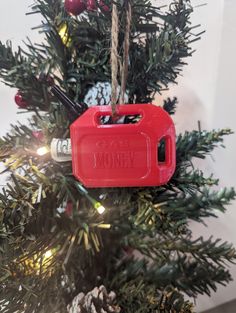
[156,131,176,183]
[92,104,146,125]
[158,136,171,166]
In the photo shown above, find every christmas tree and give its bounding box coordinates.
[0,1,235,312]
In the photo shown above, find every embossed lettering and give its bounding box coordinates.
[96,139,130,149]
[94,152,135,169]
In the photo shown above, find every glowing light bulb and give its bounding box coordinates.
[37,146,49,156]
[44,250,52,259]
[75,182,106,215]
[94,202,106,215]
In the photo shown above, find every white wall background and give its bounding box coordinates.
[158,0,236,311]
[0,0,42,137]
[0,1,235,312]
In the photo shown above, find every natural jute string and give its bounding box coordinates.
[111,3,119,118]
[111,1,132,119]
[120,1,132,104]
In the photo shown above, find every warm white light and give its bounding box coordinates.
[44,250,52,259]
[37,146,49,156]
[96,205,106,215]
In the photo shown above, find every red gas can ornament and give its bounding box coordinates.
[70,104,176,188]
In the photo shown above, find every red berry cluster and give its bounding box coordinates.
[65,0,109,16]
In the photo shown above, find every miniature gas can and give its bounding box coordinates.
[70,104,176,188]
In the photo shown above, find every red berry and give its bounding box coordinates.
[87,0,97,11]
[65,0,86,15]
[32,131,44,142]
[99,0,109,12]
[15,91,28,109]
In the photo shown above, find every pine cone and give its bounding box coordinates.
[68,285,121,313]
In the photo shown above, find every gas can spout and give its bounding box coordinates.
[50,138,72,162]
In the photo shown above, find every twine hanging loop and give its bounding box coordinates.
[111,3,119,119]
[111,1,132,120]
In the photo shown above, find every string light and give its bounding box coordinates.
[19,249,54,276]
[37,146,50,156]
[36,151,106,214]
[44,250,53,260]
[94,202,106,215]
[75,182,107,215]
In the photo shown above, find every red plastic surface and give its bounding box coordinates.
[70,104,176,188]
